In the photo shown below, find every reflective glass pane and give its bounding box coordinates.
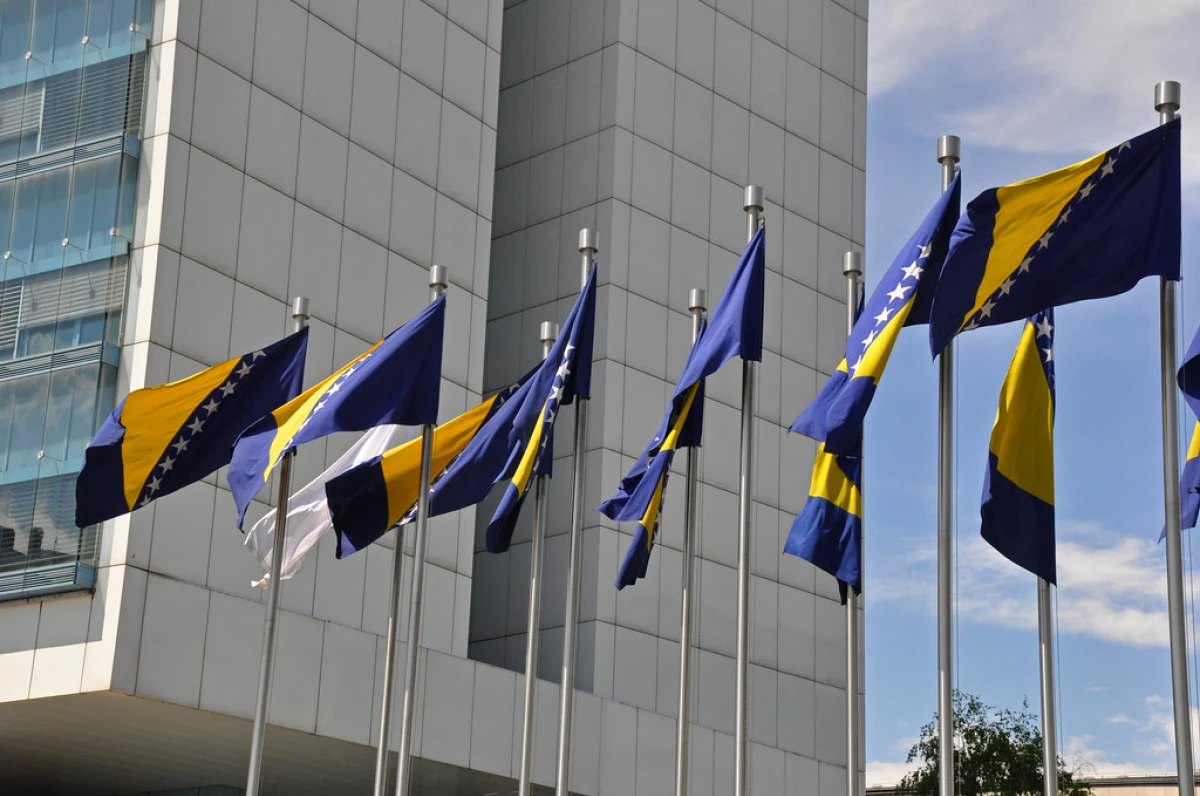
[0,1,33,82]
[7,371,47,472]
[32,167,70,263]
[53,0,87,65]
[17,324,53,357]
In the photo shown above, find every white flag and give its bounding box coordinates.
[247,424,413,587]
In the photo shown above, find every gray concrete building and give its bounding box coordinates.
[0,0,866,793]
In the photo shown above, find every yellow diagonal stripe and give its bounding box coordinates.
[121,356,240,508]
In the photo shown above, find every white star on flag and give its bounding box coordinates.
[1042,347,1053,363]
[874,305,893,325]
[1118,140,1132,152]
[900,261,923,281]
[998,277,1016,295]
[861,329,877,349]
[234,361,253,378]
[1037,231,1053,250]
[1056,206,1072,226]
[147,475,162,494]
[979,299,996,318]
[187,417,205,435]
[1035,315,1054,340]
[251,350,266,360]
[849,356,863,374]
[219,381,237,398]
[201,398,220,415]
[1079,182,1096,199]
[172,437,189,454]
[886,282,911,303]
[1018,256,1033,274]
[159,456,175,473]
[1099,158,1117,178]
[917,242,932,259]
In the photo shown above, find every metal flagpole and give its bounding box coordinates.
[1037,579,1059,796]
[394,265,449,796]
[245,296,310,796]
[735,185,763,796]
[1154,79,1195,796]
[375,266,448,796]
[936,134,960,796]
[675,288,707,796]
[843,251,865,796]
[518,321,559,796]
[554,229,597,796]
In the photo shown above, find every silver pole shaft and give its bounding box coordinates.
[675,289,707,796]
[245,296,310,796]
[936,135,960,796]
[394,268,449,796]
[1037,579,1058,796]
[1155,80,1195,796]
[735,185,763,796]
[519,324,559,796]
[554,230,596,796]
[843,253,864,796]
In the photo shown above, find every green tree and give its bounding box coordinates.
[896,691,1091,796]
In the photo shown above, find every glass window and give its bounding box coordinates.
[78,313,103,344]
[6,371,47,473]
[16,322,54,357]
[0,2,33,83]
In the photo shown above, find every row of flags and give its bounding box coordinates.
[72,116,1182,623]
[790,117,1181,597]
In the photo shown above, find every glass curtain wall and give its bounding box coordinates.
[0,0,150,600]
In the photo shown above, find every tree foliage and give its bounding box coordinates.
[896,691,1091,796]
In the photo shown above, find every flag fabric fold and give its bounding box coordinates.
[228,297,445,526]
[1176,327,1200,531]
[326,269,597,557]
[792,176,961,455]
[246,424,414,586]
[782,442,862,595]
[980,310,1056,583]
[325,375,526,558]
[600,227,764,589]
[74,329,309,528]
[929,119,1181,355]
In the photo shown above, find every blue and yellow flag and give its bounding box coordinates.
[782,442,862,595]
[1182,424,1200,532]
[929,120,1181,355]
[228,297,445,525]
[792,176,961,455]
[485,269,596,552]
[1176,327,1200,531]
[600,227,764,588]
[74,329,309,527]
[326,270,596,556]
[325,376,527,558]
[980,310,1056,583]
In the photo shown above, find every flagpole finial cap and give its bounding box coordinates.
[540,321,560,344]
[291,296,310,320]
[688,288,707,313]
[579,227,598,254]
[937,135,961,164]
[743,185,764,211]
[429,264,448,289]
[1156,81,1181,113]
[843,251,864,278]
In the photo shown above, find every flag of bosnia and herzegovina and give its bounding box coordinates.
[74,328,309,528]
[227,296,445,526]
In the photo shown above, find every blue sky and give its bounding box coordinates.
[861,0,1200,782]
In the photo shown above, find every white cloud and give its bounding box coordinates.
[870,527,1171,647]
[867,758,920,787]
[870,0,1200,201]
